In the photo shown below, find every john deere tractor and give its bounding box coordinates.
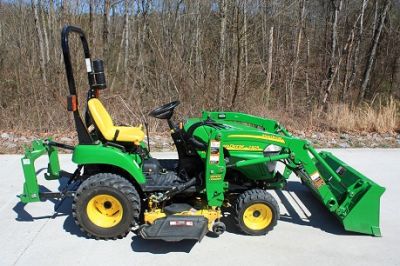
[19,26,385,241]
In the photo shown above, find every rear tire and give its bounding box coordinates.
[234,189,279,235]
[72,173,141,240]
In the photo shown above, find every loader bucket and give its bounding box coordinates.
[315,151,385,236]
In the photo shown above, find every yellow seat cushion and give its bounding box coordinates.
[88,98,145,145]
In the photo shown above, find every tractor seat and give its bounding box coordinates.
[88,98,145,145]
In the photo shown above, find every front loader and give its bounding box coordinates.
[19,25,385,242]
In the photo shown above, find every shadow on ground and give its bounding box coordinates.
[131,236,197,253]
[13,192,88,238]
[276,181,351,236]
[62,205,88,239]
[12,176,88,238]
[13,185,71,221]
[220,181,349,236]
[12,179,354,253]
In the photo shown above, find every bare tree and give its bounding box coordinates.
[265,26,274,107]
[0,0,3,41]
[231,1,242,107]
[123,0,130,90]
[322,0,343,106]
[288,0,306,110]
[103,0,111,57]
[1,0,399,132]
[38,0,49,64]
[31,0,47,87]
[89,0,95,48]
[48,0,56,58]
[243,0,248,87]
[218,0,227,107]
[345,0,369,103]
[305,38,311,107]
[359,0,391,101]
[194,0,203,87]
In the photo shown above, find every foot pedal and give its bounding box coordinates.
[139,215,208,242]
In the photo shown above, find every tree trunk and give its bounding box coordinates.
[31,0,47,88]
[342,30,355,102]
[347,0,369,103]
[359,0,391,101]
[38,0,49,65]
[342,7,366,103]
[0,0,2,41]
[194,0,203,87]
[261,1,266,61]
[231,2,241,107]
[49,0,57,60]
[123,0,130,91]
[110,15,128,91]
[390,56,400,96]
[322,0,342,106]
[305,38,311,107]
[372,0,379,36]
[218,0,227,107]
[103,0,111,57]
[288,0,305,110]
[243,0,248,88]
[265,26,274,107]
[59,1,68,65]
[89,0,95,48]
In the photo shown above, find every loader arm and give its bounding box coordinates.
[201,124,385,236]
[203,111,292,136]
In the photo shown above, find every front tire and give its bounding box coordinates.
[234,189,279,235]
[72,173,141,240]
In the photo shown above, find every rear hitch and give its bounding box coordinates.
[19,139,79,203]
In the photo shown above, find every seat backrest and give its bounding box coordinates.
[87,98,115,140]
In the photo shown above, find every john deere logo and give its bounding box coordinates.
[227,134,285,144]
[210,174,222,180]
[223,144,262,151]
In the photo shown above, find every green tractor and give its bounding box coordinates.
[19,26,385,241]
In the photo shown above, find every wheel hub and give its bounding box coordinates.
[243,203,273,231]
[86,194,123,228]
[103,201,112,209]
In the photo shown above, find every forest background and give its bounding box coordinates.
[0,0,399,151]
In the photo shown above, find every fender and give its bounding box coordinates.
[72,144,146,184]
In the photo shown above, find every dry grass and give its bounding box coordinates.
[235,95,398,134]
[1,83,398,134]
[323,97,399,133]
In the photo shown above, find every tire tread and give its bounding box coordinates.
[234,189,279,235]
[72,173,140,240]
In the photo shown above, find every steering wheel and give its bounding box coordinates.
[148,100,180,120]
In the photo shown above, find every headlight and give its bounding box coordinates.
[264,144,282,172]
[264,144,282,153]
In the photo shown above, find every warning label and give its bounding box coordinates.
[310,171,320,181]
[209,140,220,164]
[313,177,325,189]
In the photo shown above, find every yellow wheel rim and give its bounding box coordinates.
[86,194,123,228]
[243,203,273,231]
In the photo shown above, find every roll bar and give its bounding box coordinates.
[61,25,94,144]
[61,25,95,95]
